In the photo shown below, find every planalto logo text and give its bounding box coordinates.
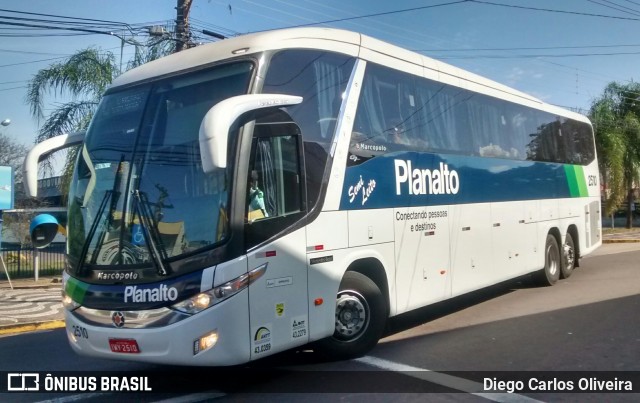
[394,160,460,196]
[124,284,178,303]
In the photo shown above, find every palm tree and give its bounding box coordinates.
[26,48,117,143]
[25,48,117,198]
[25,40,174,197]
[590,82,640,228]
[0,132,29,193]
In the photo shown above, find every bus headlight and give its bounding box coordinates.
[172,263,267,314]
[62,290,80,311]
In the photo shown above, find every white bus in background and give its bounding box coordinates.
[24,28,601,365]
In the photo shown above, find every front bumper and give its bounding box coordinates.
[65,289,250,366]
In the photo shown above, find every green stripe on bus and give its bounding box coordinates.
[574,165,589,197]
[564,165,579,197]
[65,276,89,304]
[564,165,588,197]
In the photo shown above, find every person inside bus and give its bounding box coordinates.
[247,170,268,221]
[388,118,410,145]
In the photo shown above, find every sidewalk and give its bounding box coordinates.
[602,228,640,243]
[0,276,65,335]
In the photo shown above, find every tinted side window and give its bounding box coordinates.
[245,119,304,249]
[263,50,356,211]
[349,62,595,166]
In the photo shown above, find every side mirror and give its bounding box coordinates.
[23,132,85,197]
[199,94,302,173]
[30,214,61,248]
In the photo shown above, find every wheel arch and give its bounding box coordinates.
[548,226,562,248]
[345,257,390,318]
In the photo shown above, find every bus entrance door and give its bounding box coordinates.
[246,229,309,360]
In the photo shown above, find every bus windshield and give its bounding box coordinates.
[67,62,253,274]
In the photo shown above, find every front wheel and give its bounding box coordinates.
[538,234,561,286]
[315,271,387,359]
[560,233,576,279]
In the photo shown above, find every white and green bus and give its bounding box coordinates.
[25,28,601,365]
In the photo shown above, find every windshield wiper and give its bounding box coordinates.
[75,190,112,274]
[133,189,170,276]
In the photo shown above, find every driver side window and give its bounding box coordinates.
[245,119,305,248]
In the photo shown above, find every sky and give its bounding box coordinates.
[1,0,640,151]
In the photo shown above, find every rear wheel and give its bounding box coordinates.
[538,234,560,286]
[560,233,576,279]
[315,271,387,359]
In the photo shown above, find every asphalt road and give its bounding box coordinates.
[0,243,638,402]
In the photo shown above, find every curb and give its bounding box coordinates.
[0,284,63,290]
[0,279,63,290]
[603,239,640,244]
[0,320,65,336]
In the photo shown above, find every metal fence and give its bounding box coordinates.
[0,243,66,279]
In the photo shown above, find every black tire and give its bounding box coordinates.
[538,234,561,286]
[560,233,576,279]
[315,271,387,359]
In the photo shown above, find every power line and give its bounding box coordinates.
[0,31,94,38]
[0,56,69,68]
[0,7,132,30]
[415,44,640,52]
[0,19,114,36]
[225,0,635,103]
[0,79,28,85]
[468,0,640,21]
[190,18,239,37]
[0,85,27,92]
[587,0,640,17]
[431,51,640,59]
[259,0,471,31]
[0,48,70,56]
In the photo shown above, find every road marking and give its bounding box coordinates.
[34,392,107,402]
[152,392,226,402]
[356,356,542,402]
[33,391,227,403]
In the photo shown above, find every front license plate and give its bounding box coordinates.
[108,338,140,354]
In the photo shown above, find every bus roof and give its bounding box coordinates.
[111,27,589,124]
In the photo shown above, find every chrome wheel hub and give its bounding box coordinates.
[547,244,558,276]
[335,291,368,341]
[564,243,575,270]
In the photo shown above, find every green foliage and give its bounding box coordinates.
[0,132,29,187]
[26,48,116,133]
[590,81,640,225]
[25,40,174,198]
[127,38,176,70]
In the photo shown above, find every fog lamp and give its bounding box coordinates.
[194,330,219,355]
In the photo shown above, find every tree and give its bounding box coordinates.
[0,133,45,247]
[0,132,29,197]
[127,38,176,70]
[27,40,177,143]
[590,82,640,228]
[25,40,175,199]
[25,48,117,196]
[26,48,117,143]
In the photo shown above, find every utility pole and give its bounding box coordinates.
[175,0,193,52]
